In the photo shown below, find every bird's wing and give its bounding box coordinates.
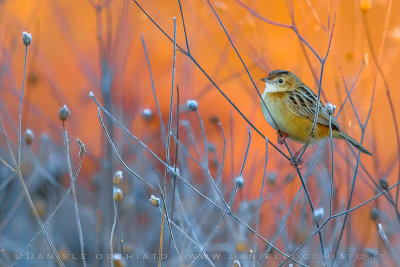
[285,86,340,130]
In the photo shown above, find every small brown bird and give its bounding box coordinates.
[260,69,372,157]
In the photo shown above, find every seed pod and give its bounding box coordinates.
[312,207,324,223]
[113,253,126,267]
[186,99,198,111]
[370,208,379,220]
[22,31,32,46]
[233,260,241,267]
[379,179,389,190]
[325,102,336,116]
[113,171,123,184]
[24,128,34,145]
[236,176,244,189]
[113,187,123,203]
[58,105,70,121]
[142,108,153,121]
[360,0,371,13]
[150,195,160,207]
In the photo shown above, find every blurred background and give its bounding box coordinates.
[0,0,400,266]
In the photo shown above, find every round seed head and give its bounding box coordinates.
[236,175,244,189]
[365,247,379,258]
[370,208,379,220]
[209,115,219,124]
[24,128,34,145]
[312,207,324,223]
[186,99,198,111]
[325,102,336,116]
[142,108,153,121]
[267,172,277,185]
[113,253,126,267]
[360,0,371,13]
[379,179,389,190]
[58,249,69,261]
[236,242,246,252]
[22,31,32,46]
[113,171,123,184]
[207,143,216,152]
[58,105,70,121]
[34,198,47,218]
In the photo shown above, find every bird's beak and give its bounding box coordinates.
[261,77,270,83]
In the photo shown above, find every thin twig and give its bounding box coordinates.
[62,124,87,267]
[329,113,334,217]
[97,107,184,266]
[90,92,302,264]
[17,45,28,168]
[129,0,291,162]
[12,153,85,266]
[279,181,400,266]
[377,223,400,265]
[141,34,168,147]
[1,111,63,266]
[253,138,268,264]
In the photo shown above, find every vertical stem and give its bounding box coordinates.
[18,45,28,168]
[62,124,87,267]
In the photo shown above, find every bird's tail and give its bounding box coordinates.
[335,131,372,156]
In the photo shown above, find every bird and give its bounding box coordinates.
[260,69,372,162]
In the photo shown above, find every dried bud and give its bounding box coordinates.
[142,108,153,121]
[77,138,86,156]
[167,165,180,177]
[58,105,70,121]
[325,103,336,116]
[379,179,389,190]
[236,175,244,189]
[236,242,246,252]
[312,207,324,223]
[360,0,371,13]
[24,128,34,145]
[233,260,241,267]
[33,198,47,218]
[370,208,379,220]
[58,248,69,261]
[186,99,198,111]
[113,187,123,203]
[150,195,160,207]
[113,253,126,267]
[209,115,219,124]
[207,143,216,152]
[267,172,277,185]
[113,171,123,184]
[22,31,32,46]
[215,1,227,13]
[365,247,379,258]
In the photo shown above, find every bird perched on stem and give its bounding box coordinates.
[260,70,372,164]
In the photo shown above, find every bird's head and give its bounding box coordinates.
[261,70,302,93]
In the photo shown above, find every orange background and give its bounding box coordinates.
[1,0,400,256]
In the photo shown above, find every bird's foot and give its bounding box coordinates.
[277,131,289,145]
[290,150,303,168]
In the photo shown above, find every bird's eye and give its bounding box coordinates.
[278,78,284,84]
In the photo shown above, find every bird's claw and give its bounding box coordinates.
[277,131,289,145]
[290,156,303,168]
[290,150,303,168]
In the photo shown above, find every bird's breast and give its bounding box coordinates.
[260,91,284,131]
